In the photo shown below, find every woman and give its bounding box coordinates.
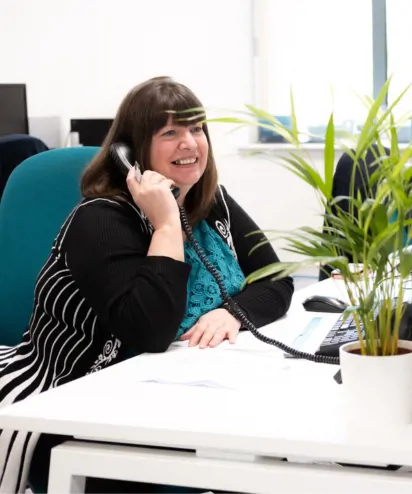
[0,76,294,493]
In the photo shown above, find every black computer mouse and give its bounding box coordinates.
[303,295,348,313]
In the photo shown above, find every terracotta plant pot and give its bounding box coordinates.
[339,340,412,425]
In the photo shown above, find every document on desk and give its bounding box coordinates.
[171,314,299,356]
[135,348,289,390]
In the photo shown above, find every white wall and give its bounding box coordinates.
[1,0,254,144]
[1,0,328,263]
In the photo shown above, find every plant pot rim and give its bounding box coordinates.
[340,339,412,357]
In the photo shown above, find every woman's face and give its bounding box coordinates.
[149,116,209,193]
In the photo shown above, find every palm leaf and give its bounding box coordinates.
[324,113,335,199]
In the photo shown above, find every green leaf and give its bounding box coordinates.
[323,213,366,239]
[359,198,376,213]
[329,195,363,211]
[280,162,314,184]
[363,291,376,313]
[287,152,329,198]
[393,148,412,177]
[204,117,253,125]
[289,87,299,145]
[370,203,388,236]
[244,104,279,125]
[244,104,295,143]
[366,222,399,265]
[356,77,391,155]
[399,251,412,278]
[369,167,384,189]
[324,113,335,199]
[280,156,328,197]
[341,305,360,323]
[389,113,400,164]
[245,256,347,284]
[357,82,412,159]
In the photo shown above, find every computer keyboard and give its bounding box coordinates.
[315,297,401,358]
[316,313,365,358]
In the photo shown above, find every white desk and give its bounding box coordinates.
[1,279,412,493]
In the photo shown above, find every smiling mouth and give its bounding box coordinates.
[171,158,198,165]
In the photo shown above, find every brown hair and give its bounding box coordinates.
[81,76,218,224]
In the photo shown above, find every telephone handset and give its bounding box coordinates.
[110,142,181,199]
[109,142,340,365]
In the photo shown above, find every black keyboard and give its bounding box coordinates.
[316,313,365,358]
[315,297,401,358]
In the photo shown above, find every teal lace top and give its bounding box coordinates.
[175,220,246,340]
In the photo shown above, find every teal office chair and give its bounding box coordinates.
[0,147,100,347]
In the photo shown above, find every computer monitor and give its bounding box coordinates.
[0,84,29,136]
[70,119,114,146]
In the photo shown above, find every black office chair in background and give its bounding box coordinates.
[318,145,389,281]
[0,134,49,201]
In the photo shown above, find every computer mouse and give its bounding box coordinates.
[303,295,348,313]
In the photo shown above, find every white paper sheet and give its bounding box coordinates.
[135,347,288,390]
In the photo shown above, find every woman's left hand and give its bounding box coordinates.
[180,309,241,348]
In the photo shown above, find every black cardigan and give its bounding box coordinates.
[0,184,293,493]
[64,185,294,353]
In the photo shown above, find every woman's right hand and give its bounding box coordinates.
[126,169,180,230]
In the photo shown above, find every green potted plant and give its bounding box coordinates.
[211,78,412,425]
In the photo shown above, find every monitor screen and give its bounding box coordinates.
[70,119,114,146]
[0,84,29,136]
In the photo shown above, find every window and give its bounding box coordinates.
[254,0,411,144]
[387,0,412,129]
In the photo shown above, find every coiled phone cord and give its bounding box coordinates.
[180,206,340,365]
[108,143,340,365]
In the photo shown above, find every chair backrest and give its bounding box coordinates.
[318,145,389,281]
[0,147,100,346]
[0,134,49,201]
